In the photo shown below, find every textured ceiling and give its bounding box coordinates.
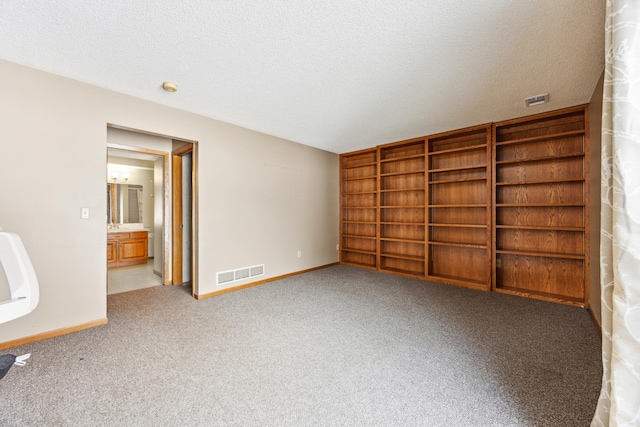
[0,1,604,153]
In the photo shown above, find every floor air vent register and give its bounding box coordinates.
[217,264,265,285]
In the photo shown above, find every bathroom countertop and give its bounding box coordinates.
[107,227,150,233]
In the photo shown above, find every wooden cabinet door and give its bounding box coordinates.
[119,239,148,263]
[107,241,118,264]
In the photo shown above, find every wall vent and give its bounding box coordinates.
[235,268,250,280]
[524,93,549,107]
[217,271,235,285]
[250,265,264,276]
[217,264,265,285]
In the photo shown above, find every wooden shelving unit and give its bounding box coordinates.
[340,148,378,269]
[338,105,589,307]
[492,105,589,305]
[426,125,491,290]
[378,139,426,278]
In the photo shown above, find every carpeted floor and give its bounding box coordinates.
[0,265,602,426]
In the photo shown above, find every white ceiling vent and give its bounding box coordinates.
[524,93,549,107]
[217,264,265,286]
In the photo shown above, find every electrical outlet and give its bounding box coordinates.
[297,251,302,258]
[81,207,90,219]
[336,244,339,250]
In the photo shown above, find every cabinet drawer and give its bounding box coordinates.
[108,232,130,240]
[131,231,148,239]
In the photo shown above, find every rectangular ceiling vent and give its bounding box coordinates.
[524,93,549,107]
[217,264,265,285]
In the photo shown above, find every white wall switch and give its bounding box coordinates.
[336,244,339,250]
[297,251,302,258]
[81,207,90,219]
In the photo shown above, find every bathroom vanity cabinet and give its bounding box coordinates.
[107,230,148,268]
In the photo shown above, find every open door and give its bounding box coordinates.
[172,141,196,296]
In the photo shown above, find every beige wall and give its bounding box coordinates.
[0,59,339,344]
[588,71,604,327]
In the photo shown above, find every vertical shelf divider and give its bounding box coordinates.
[424,137,430,281]
[376,146,381,271]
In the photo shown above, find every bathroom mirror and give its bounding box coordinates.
[107,183,143,224]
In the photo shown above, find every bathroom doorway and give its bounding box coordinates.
[106,126,197,296]
[106,145,167,293]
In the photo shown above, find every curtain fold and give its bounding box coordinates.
[592,1,640,425]
[136,187,144,224]
[127,187,139,223]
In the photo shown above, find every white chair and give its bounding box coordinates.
[0,227,39,379]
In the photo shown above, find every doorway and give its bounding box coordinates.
[106,126,197,297]
[172,142,195,296]
[106,145,167,293]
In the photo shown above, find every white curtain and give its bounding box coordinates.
[592,1,640,426]
[137,188,144,224]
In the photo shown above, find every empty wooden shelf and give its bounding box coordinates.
[492,105,589,305]
[426,125,491,290]
[378,139,427,277]
[340,148,378,269]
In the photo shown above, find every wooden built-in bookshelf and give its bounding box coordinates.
[378,138,427,278]
[426,125,492,290]
[339,105,590,306]
[340,148,378,269]
[492,105,589,305]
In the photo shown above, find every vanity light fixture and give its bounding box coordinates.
[108,164,131,183]
[162,81,178,92]
[110,175,128,183]
[110,171,129,183]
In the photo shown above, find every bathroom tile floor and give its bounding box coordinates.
[107,260,161,295]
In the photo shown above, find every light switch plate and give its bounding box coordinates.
[81,207,90,219]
